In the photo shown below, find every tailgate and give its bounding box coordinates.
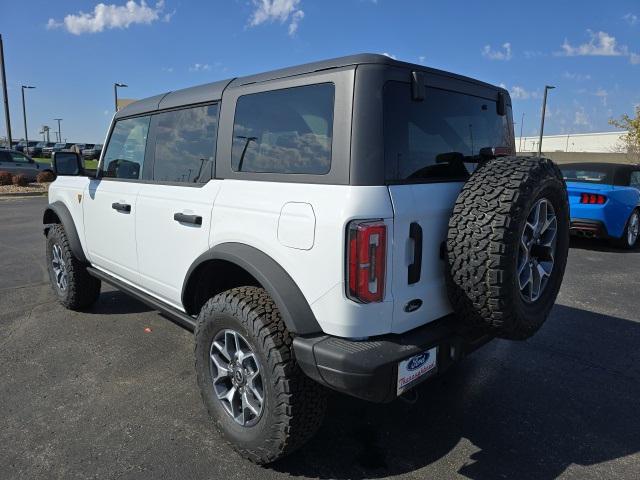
[388,182,463,333]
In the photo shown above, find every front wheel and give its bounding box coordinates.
[611,210,639,250]
[46,224,101,310]
[194,286,326,464]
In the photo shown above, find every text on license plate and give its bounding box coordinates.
[397,346,437,395]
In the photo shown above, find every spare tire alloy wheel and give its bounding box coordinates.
[210,329,264,427]
[518,198,557,303]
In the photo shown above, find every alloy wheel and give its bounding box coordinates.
[51,244,68,291]
[517,198,558,303]
[209,329,264,427]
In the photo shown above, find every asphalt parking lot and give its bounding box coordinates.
[1,196,639,480]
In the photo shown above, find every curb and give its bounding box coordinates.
[0,191,48,198]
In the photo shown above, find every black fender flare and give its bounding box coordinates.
[183,242,322,335]
[43,201,88,263]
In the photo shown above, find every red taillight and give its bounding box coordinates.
[580,193,607,204]
[347,220,386,303]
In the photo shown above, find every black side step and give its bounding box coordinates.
[87,267,196,332]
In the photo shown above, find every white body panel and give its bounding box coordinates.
[135,181,223,308]
[48,176,460,338]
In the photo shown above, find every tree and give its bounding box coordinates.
[609,105,640,163]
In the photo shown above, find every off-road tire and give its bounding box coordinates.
[446,156,570,340]
[610,209,639,250]
[46,224,101,310]
[194,286,326,464]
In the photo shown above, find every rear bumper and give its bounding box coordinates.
[293,316,492,403]
[570,218,609,238]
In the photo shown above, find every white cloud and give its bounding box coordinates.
[574,107,590,127]
[189,63,211,72]
[559,30,625,57]
[162,66,174,73]
[508,85,540,100]
[562,71,591,81]
[594,88,608,106]
[382,52,396,60]
[623,13,638,26]
[249,0,304,37]
[418,55,426,64]
[558,30,640,65]
[47,1,168,35]
[481,42,512,61]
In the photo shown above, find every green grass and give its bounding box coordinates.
[34,157,98,170]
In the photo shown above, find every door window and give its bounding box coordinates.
[630,171,640,189]
[102,116,151,179]
[231,83,334,174]
[152,104,219,183]
[10,152,31,163]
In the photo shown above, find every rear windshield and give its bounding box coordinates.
[560,165,612,184]
[384,82,514,183]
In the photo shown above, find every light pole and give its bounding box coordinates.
[519,112,525,152]
[54,118,62,144]
[0,34,12,146]
[21,85,35,148]
[538,85,555,156]
[114,82,127,112]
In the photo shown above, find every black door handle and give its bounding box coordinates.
[111,202,131,213]
[408,222,423,284]
[174,212,202,225]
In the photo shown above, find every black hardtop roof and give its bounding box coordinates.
[114,53,508,119]
[560,162,639,171]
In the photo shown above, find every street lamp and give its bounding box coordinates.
[21,85,35,149]
[538,85,555,156]
[114,82,127,112]
[54,118,63,143]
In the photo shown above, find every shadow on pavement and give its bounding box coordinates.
[570,236,638,253]
[87,289,153,315]
[272,304,640,479]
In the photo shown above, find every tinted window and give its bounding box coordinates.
[10,152,30,163]
[384,82,514,183]
[560,166,612,184]
[232,83,334,174]
[152,104,218,183]
[102,116,150,179]
[630,171,640,189]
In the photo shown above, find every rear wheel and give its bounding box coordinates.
[446,156,570,340]
[611,210,639,249]
[194,286,326,464]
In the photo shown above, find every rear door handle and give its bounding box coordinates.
[174,212,202,225]
[111,202,131,213]
[408,222,423,284]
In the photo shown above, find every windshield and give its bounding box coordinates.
[54,143,65,148]
[384,82,514,183]
[560,164,612,184]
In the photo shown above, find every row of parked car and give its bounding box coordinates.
[2,140,103,160]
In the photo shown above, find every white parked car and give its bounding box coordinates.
[43,54,569,464]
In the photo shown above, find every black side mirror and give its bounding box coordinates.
[52,151,84,176]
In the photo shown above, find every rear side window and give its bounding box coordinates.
[631,171,640,189]
[231,83,334,174]
[384,82,514,183]
[152,104,219,183]
[102,116,150,180]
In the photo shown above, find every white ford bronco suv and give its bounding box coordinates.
[44,54,569,464]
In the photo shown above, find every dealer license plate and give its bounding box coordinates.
[397,346,438,396]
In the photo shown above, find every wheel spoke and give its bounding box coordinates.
[210,353,230,382]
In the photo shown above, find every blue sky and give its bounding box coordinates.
[1,0,638,143]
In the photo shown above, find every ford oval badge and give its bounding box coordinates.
[404,299,423,312]
[407,352,430,371]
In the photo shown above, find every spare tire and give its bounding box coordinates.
[446,156,569,340]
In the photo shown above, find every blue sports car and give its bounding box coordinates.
[560,162,640,249]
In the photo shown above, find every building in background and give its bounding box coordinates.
[515,131,636,165]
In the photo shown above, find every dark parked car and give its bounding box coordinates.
[82,144,102,160]
[27,141,56,157]
[44,142,75,158]
[15,140,38,153]
[0,149,53,181]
